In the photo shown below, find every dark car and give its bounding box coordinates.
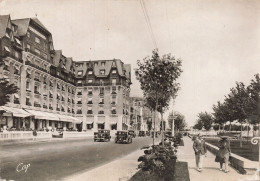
[128,130,136,138]
[115,131,132,144]
[94,129,111,142]
[138,131,146,137]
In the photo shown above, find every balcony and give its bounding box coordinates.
[14,99,20,104]
[26,102,32,106]
[24,47,50,62]
[25,61,48,74]
[34,102,41,107]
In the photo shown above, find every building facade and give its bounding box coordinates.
[0,15,131,131]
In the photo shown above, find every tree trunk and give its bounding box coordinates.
[161,112,164,147]
[240,122,243,148]
[153,94,158,146]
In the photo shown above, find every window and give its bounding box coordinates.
[15,51,19,58]
[94,62,98,66]
[100,69,105,75]
[88,70,93,75]
[77,80,82,85]
[88,88,93,95]
[35,48,40,55]
[100,87,104,95]
[98,109,104,114]
[77,109,82,114]
[88,79,93,83]
[35,37,40,44]
[112,70,117,74]
[101,62,105,66]
[87,98,93,104]
[99,98,104,104]
[26,44,31,51]
[100,79,104,86]
[77,98,82,104]
[77,90,82,95]
[77,71,83,76]
[112,79,116,85]
[27,32,30,38]
[4,46,10,52]
[26,81,30,90]
[87,107,93,114]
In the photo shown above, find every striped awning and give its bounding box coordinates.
[1,106,32,118]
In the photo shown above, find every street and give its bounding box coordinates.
[0,136,158,181]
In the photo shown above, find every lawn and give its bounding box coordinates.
[205,139,259,161]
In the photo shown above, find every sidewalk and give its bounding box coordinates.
[177,137,256,181]
[63,147,143,181]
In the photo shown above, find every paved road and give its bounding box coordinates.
[0,136,158,181]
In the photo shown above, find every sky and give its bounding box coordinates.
[1,0,259,127]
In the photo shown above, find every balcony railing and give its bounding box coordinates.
[25,61,49,73]
[24,47,50,62]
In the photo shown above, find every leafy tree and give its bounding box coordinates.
[0,78,18,106]
[197,112,213,132]
[135,50,182,146]
[193,119,203,130]
[171,112,186,132]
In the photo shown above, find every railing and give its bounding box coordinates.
[63,131,93,138]
[25,61,49,74]
[0,131,32,140]
[24,48,50,62]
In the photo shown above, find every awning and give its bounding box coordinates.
[25,109,48,120]
[67,116,82,124]
[1,106,32,117]
[56,114,72,122]
[42,112,59,121]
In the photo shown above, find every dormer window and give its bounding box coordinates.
[112,70,117,74]
[100,69,105,75]
[77,71,83,76]
[88,70,93,75]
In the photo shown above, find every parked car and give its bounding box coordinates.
[52,130,63,138]
[138,131,146,137]
[115,131,132,144]
[94,129,111,142]
[128,130,136,138]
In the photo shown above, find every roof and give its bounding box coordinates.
[12,17,50,36]
[0,15,10,38]
[11,18,30,36]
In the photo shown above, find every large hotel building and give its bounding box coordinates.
[0,15,132,131]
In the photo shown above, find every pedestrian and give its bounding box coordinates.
[216,136,231,173]
[193,133,207,172]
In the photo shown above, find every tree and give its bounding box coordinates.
[168,112,186,132]
[135,49,182,146]
[197,112,213,132]
[0,78,18,106]
[193,119,203,130]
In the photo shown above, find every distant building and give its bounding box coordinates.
[0,15,131,131]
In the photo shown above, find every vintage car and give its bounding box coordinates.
[52,130,63,138]
[115,131,132,144]
[138,131,146,137]
[94,129,111,142]
[128,130,136,138]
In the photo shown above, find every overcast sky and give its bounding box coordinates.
[1,0,259,126]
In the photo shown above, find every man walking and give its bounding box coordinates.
[193,133,207,172]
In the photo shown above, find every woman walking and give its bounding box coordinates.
[216,136,231,173]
